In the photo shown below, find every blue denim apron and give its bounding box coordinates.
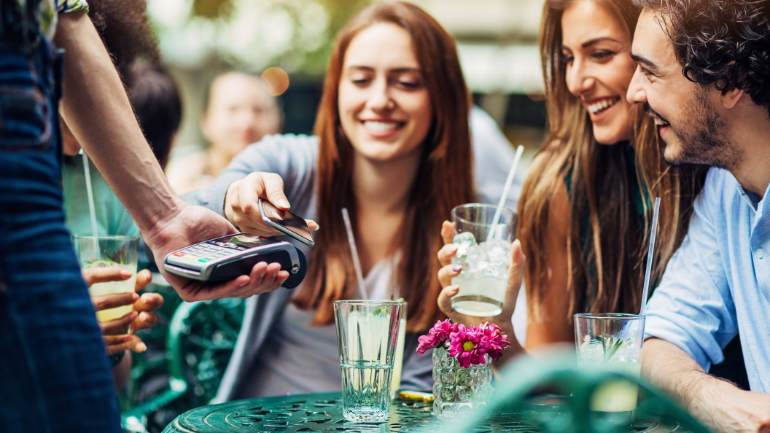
[0,23,121,433]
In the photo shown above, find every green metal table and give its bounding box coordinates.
[161,392,691,433]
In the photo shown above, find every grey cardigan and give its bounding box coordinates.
[191,124,517,402]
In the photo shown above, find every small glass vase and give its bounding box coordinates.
[432,346,493,417]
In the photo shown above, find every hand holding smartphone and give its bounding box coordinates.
[258,198,315,246]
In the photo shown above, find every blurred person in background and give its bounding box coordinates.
[62,60,181,390]
[126,60,183,169]
[168,71,282,194]
[436,0,706,362]
[190,1,514,400]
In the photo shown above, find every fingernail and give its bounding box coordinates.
[239,278,250,288]
[452,265,462,273]
[277,199,290,208]
[136,342,147,352]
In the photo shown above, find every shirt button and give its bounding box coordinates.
[757,249,765,260]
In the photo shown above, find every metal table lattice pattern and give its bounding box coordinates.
[162,392,681,433]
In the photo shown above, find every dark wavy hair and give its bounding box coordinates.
[89,0,160,81]
[634,0,770,117]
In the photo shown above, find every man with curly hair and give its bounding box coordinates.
[626,0,770,431]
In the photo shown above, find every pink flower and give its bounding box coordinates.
[448,324,489,368]
[480,322,510,360]
[416,319,456,354]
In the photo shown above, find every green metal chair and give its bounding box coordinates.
[424,349,713,433]
[122,297,245,433]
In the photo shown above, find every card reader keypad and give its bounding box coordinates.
[173,243,241,264]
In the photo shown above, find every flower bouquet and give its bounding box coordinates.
[417,320,510,417]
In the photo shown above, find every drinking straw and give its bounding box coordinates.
[82,152,99,237]
[640,197,662,316]
[341,208,368,300]
[486,144,524,242]
[82,151,101,255]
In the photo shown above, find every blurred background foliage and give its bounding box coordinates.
[147,0,546,161]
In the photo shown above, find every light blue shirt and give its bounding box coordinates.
[645,167,770,392]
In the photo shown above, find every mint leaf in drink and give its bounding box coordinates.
[601,336,625,361]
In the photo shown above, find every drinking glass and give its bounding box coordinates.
[334,300,404,423]
[574,313,645,413]
[74,235,138,322]
[450,203,515,316]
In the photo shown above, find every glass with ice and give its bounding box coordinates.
[334,300,403,423]
[574,313,645,413]
[74,235,138,322]
[450,203,515,317]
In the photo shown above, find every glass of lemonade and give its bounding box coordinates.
[574,313,645,413]
[334,300,404,423]
[450,203,516,317]
[74,235,138,322]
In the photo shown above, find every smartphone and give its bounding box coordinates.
[258,198,315,246]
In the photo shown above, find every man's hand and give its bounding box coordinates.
[143,201,290,301]
[643,338,770,433]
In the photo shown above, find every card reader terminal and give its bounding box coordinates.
[163,233,307,288]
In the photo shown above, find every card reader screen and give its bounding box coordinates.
[213,234,266,250]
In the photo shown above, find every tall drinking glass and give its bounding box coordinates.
[74,235,138,322]
[334,300,403,423]
[574,313,645,413]
[450,203,516,316]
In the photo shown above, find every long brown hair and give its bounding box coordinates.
[293,1,475,332]
[519,0,705,321]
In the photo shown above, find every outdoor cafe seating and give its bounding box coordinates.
[119,286,711,433]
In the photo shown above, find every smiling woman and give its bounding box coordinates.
[337,22,432,163]
[460,0,708,352]
[189,1,516,402]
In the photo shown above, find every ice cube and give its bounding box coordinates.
[465,245,489,275]
[452,232,477,260]
[483,240,511,277]
[578,340,605,363]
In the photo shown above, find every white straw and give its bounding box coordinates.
[82,152,101,255]
[487,144,524,242]
[82,152,99,238]
[341,208,368,300]
[640,197,662,316]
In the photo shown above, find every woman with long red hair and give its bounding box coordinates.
[193,1,511,400]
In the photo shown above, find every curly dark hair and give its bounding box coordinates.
[634,0,770,117]
[88,0,160,81]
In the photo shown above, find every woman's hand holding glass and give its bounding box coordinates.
[436,221,525,356]
[84,268,163,355]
